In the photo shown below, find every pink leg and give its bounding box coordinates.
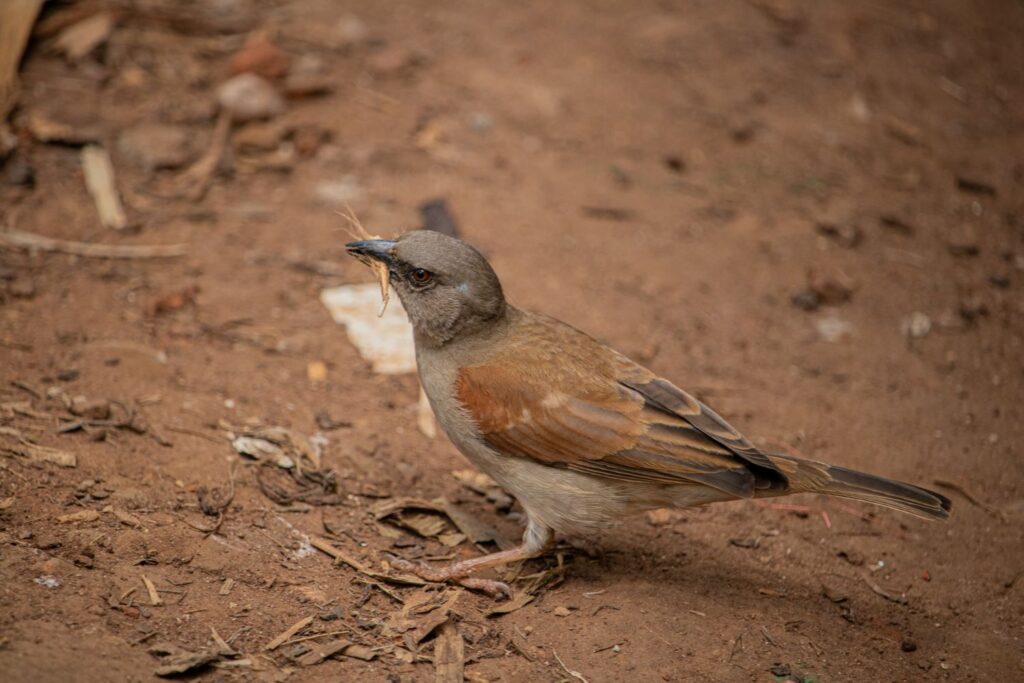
[390,520,554,597]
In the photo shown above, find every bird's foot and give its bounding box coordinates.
[387,556,512,598]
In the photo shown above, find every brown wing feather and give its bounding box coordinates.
[454,314,775,498]
[619,377,785,478]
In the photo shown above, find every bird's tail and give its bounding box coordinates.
[761,453,952,521]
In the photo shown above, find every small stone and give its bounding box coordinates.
[284,72,333,98]
[282,54,332,98]
[815,313,852,342]
[663,155,686,173]
[367,46,421,76]
[820,578,848,603]
[901,639,918,653]
[810,275,853,305]
[901,312,931,339]
[987,273,1010,289]
[234,121,287,151]
[553,606,571,617]
[229,33,291,81]
[70,396,111,420]
[790,288,819,311]
[217,74,286,123]
[292,126,329,157]
[313,175,362,207]
[645,508,680,526]
[117,123,196,171]
[336,14,369,47]
[946,229,979,257]
[816,222,863,248]
[468,111,494,132]
[3,158,35,187]
[8,279,36,299]
[879,214,914,235]
[958,296,988,322]
[57,368,80,381]
[320,606,345,621]
[837,549,865,566]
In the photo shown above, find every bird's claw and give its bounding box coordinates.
[387,555,512,599]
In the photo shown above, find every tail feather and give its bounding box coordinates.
[764,454,952,521]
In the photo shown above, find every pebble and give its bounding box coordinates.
[229,33,290,81]
[336,14,369,47]
[946,229,979,257]
[901,312,931,339]
[313,175,362,207]
[8,279,36,299]
[367,46,421,76]
[118,123,196,171]
[3,158,35,187]
[218,73,286,122]
[815,313,853,342]
[320,606,346,621]
[816,221,863,248]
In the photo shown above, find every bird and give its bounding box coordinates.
[346,231,951,596]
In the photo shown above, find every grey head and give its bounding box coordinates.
[346,230,506,347]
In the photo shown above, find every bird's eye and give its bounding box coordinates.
[410,268,433,285]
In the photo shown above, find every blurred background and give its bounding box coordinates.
[1,1,1021,681]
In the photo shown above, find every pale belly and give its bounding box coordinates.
[416,348,728,538]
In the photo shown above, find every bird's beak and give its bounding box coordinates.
[345,239,397,266]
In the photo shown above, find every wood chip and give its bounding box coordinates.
[209,626,235,655]
[82,145,128,230]
[154,650,221,677]
[297,638,351,666]
[0,0,45,119]
[22,442,77,467]
[384,589,462,644]
[56,509,99,523]
[485,592,534,617]
[219,578,234,595]
[112,508,143,528]
[142,574,163,606]
[434,620,464,683]
[0,229,186,259]
[53,11,115,61]
[264,615,313,651]
[441,499,511,548]
[342,644,377,661]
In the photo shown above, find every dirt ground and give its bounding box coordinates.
[1,1,1022,681]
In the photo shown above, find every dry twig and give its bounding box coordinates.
[0,229,186,259]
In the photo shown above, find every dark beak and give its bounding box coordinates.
[345,239,397,266]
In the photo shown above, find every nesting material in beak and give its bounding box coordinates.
[339,208,392,316]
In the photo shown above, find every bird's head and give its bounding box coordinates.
[346,230,506,347]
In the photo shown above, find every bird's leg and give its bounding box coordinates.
[389,520,554,597]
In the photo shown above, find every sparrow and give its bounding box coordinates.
[346,231,951,596]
